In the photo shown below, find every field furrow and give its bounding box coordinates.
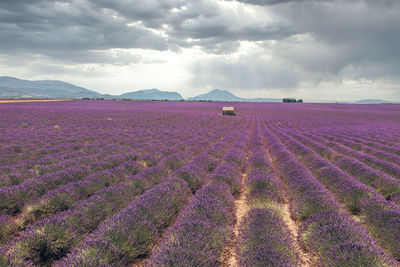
[236,117,305,266]
[53,117,253,266]
[268,122,400,262]
[280,128,400,205]
[144,117,254,266]
[1,101,399,266]
[260,116,397,266]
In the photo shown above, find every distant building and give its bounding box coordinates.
[222,106,235,116]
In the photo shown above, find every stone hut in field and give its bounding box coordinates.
[222,106,235,116]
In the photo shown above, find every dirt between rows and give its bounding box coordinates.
[266,153,315,267]
[224,173,250,267]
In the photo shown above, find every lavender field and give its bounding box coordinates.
[0,100,400,266]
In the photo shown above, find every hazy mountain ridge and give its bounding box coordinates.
[0,76,102,98]
[0,77,182,100]
[188,89,245,101]
[118,89,182,100]
[0,77,397,103]
[354,99,393,104]
[188,89,281,102]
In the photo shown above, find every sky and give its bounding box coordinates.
[0,0,399,101]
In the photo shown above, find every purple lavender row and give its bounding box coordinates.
[0,137,137,174]
[238,209,299,267]
[301,126,400,162]
[53,123,249,266]
[0,105,219,171]
[0,129,206,215]
[247,125,280,204]
[320,131,400,164]
[0,152,139,215]
[271,126,400,261]
[0,123,243,265]
[0,164,168,266]
[266,106,400,155]
[313,123,400,150]
[276,118,400,180]
[0,123,141,164]
[0,165,89,215]
[0,149,136,188]
[283,129,400,205]
[261,125,340,221]
[0,144,102,177]
[210,128,250,196]
[0,166,137,243]
[263,103,399,147]
[0,166,168,265]
[211,120,253,186]
[331,131,400,156]
[260,119,395,266]
[328,131,400,163]
[145,121,253,266]
[237,124,299,266]
[300,211,394,266]
[304,131,400,179]
[147,181,235,266]
[56,177,191,266]
[2,113,238,222]
[55,152,216,266]
[164,129,244,194]
[0,138,199,244]
[0,133,164,186]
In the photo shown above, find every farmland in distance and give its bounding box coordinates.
[1,100,400,266]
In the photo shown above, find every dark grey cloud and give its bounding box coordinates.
[269,1,400,80]
[0,0,168,61]
[0,0,296,58]
[0,0,400,97]
[232,0,331,6]
[187,0,400,90]
[189,52,299,90]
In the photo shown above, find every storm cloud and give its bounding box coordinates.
[0,0,399,100]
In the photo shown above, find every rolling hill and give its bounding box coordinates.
[0,76,102,98]
[1,77,396,103]
[188,89,281,102]
[118,89,182,100]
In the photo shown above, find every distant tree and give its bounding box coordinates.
[283,98,297,103]
[297,99,303,103]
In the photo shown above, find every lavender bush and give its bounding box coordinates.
[237,209,299,267]
[148,182,235,266]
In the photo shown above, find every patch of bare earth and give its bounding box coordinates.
[266,154,316,267]
[221,172,250,267]
[280,192,314,267]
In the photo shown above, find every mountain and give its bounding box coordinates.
[118,89,182,100]
[0,77,278,102]
[188,89,280,102]
[0,76,102,98]
[2,77,398,103]
[189,89,246,101]
[354,99,391,104]
[0,77,183,100]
